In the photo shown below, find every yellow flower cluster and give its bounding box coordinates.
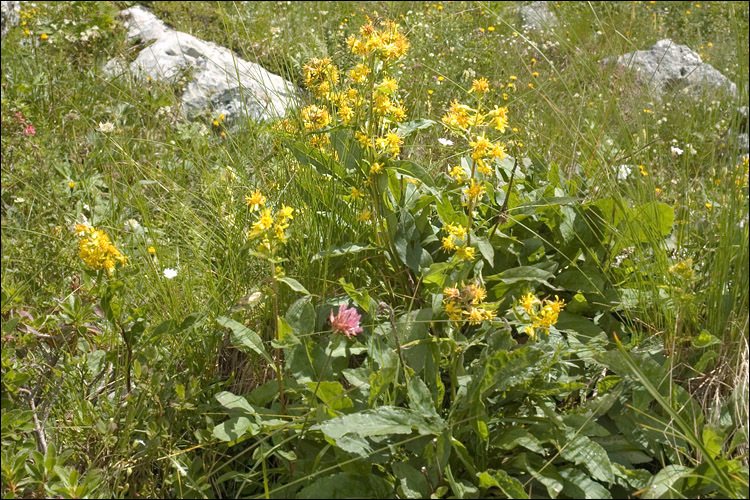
[75,224,127,274]
[246,190,294,253]
[346,18,410,62]
[518,293,565,339]
[441,222,474,260]
[443,283,495,325]
[302,57,340,100]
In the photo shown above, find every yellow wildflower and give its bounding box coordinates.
[245,190,266,211]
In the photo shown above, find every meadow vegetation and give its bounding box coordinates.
[1,1,748,498]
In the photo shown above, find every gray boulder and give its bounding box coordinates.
[602,39,738,99]
[1,1,20,38]
[518,1,558,31]
[106,6,297,124]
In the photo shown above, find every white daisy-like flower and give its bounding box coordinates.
[98,121,115,133]
[670,146,683,156]
[616,164,632,180]
[438,138,454,146]
[163,268,178,279]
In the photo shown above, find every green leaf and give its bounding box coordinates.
[407,376,437,417]
[395,211,426,273]
[307,381,353,411]
[297,472,393,499]
[558,467,612,499]
[339,279,373,313]
[277,276,310,295]
[397,118,436,137]
[640,465,692,499]
[312,406,444,457]
[556,266,606,294]
[559,434,614,483]
[393,462,431,499]
[475,236,494,267]
[491,427,545,454]
[701,427,722,460]
[479,347,541,396]
[691,331,721,348]
[285,296,316,336]
[217,317,275,370]
[312,242,375,261]
[212,416,257,442]
[595,435,654,467]
[487,265,557,288]
[478,470,528,499]
[215,391,256,415]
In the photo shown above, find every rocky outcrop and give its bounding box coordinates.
[602,39,738,99]
[518,1,558,31]
[1,1,21,38]
[105,6,297,124]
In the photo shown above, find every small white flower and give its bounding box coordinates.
[671,146,683,156]
[163,268,178,279]
[616,164,632,180]
[438,138,454,146]
[14,197,25,203]
[98,121,115,133]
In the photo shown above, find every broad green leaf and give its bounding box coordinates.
[445,464,479,499]
[217,317,275,369]
[339,278,374,313]
[475,236,494,267]
[212,416,257,442]
[479,347,541,396]
[491,427,545,454]
[407,376,437,417]
[306,381,353,411]
[594,435,654,467]
[285,296,316,336]
[558,467,611,499]
[640,465,692,499]
[393,462,431,499]
[691,331,721,348]
[397,118,436,137]
[215,391,256,415]
[312,406,444,457]
[559,434,614,483]
[477,470,528,499]
[391,159,436,188]
[487,265,557,288]
[395,210,425,273]
[701,427,722,460]
[312,242,375,261]
[277,276,309,295]
[297,472,393,499]
[556,265,606,294]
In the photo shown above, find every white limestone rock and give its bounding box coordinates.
[602,39,738,99]
[518,1,558,31]
[108,5,297,124]
[1,1,21,38]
